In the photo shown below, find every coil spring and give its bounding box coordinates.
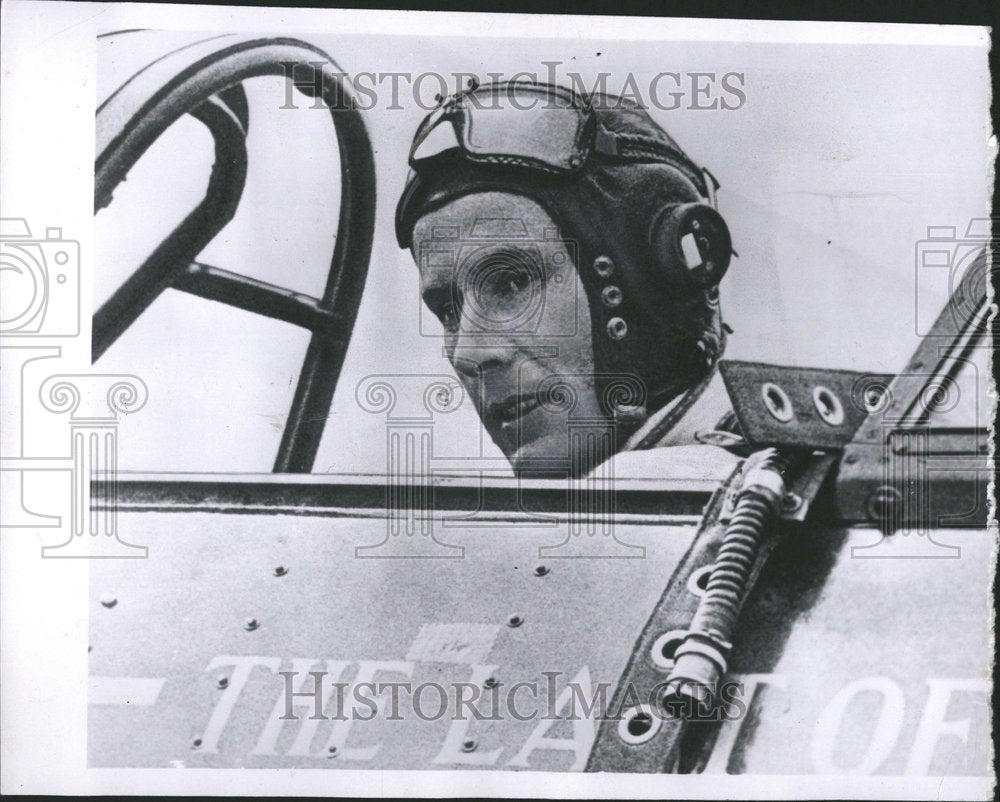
[690,449,787,639]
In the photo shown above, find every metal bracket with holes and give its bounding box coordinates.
[718,242,990,532]
[718,362,885,521]
[719,361,891,451]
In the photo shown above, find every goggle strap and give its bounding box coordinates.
[702,167,721,209]
[594,125,723,207]
[613,137,712,199]
[593,123,620,157]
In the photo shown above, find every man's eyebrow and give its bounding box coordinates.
[466,243,530,262]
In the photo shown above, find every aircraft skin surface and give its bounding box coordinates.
[88,510,992,775]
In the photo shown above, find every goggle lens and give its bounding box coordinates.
[410,83,592,173]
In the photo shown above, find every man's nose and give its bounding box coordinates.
[448,319,513,379]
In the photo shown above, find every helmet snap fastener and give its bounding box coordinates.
[593,255,615,277]
[607,317,628,340]
[602,285,623,307]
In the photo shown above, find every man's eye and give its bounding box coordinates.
[505,265,532,294]
[490,263,533,298]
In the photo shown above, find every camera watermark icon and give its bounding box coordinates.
[36,374,149,558]
[417,219,579,340]
[0,218,80,337]
[913,218,994,338]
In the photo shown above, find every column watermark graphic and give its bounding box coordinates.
[353,369,648,560]
[0,218,148,558]
[355,373,467,558]
[38,374,148,558]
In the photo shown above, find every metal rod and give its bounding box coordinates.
[273,63,376,472]
[173,262,339,331]
[850,247,990,441]
[91,472,713,519]
[92,94,249,360]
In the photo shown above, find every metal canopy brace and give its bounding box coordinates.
[93,34,377,472]
[834,248,992,531]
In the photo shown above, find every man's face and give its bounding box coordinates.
[411,192,612,476]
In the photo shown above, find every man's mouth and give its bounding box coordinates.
[488,392,541,427]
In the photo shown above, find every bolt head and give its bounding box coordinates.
[533,565,550,577]
[867,486,902,535]
[216,676,229,690]
[273,566,288,577]
[483,676,499,689]
[507,614,523,628]
[461,738,478,753]
[243,617,259,632]
[100,594,118,609]
[782,493,802,513]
